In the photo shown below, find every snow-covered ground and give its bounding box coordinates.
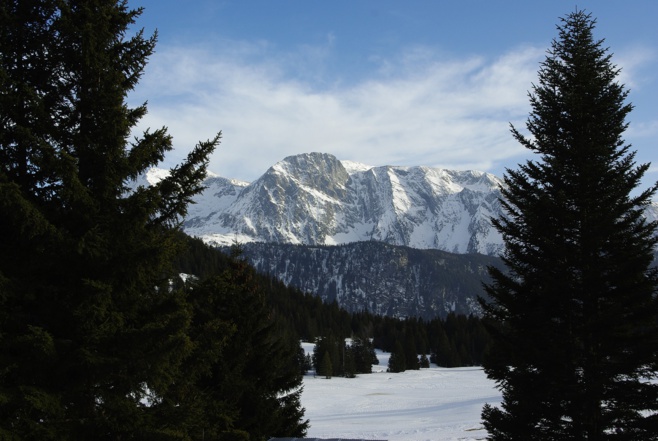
[300,343,501,441]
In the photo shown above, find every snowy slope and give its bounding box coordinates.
[182,152,507,255]
[300,342,501,441]
[138,154,658,257]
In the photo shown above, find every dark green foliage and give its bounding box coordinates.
[368,314,490,369]
[302,311,491,375]
[387,341,407,373]
[177,253,308,440]
[320,352,333,379]
[161,238,311,440]
[430,313,491,367]
[146,272,240,441]
[404,332,421,370]
[480,10,658,440]
[264,276,353,341]
[343,346,357,378]
[349,336,378,374]
[304,353,314,374]
[217,243,495,370]
[0,1,218,439]
[297,346,312,375]
[0,2,309,440]
[311,334,373,378]
[313,335,342,377]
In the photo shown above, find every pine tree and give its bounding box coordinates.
[186,252,308,439]
[147,267,241,440]
[313,333,345,377]
[388,341,407,373]
[313,336,330,376]
[419,353,430,369]
[321,352,333,379]
[304,353,314,374]
[404,332,420,370]
[480,10,658,440]
[0,1,219,439]
[350,336,378,374]
[297,345,311,375]
[154,239,310,440]
[343,346,357,378]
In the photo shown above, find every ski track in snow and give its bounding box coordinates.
[300,343,501,441]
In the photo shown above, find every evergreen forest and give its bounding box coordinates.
[0,3,494,439]
[6,2,655,440]
[180,236,495,373]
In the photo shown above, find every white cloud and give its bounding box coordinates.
[130,40,547,181]
[615,45,656,90]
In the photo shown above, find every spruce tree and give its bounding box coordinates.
[351,336,377,374]
[313,336,330,376]
[481,10,658,440]
[388,341,407,373]
[0,1,219,439]
[343,345,357,378]
[321,351,333,379]
[404,332,420,370]
[179,252,308,439]
[419,353,430,369]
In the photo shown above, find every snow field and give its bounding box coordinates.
[300,343,501,441]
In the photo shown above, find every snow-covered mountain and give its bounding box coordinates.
[182,152,506,255]
[135,153,658,319]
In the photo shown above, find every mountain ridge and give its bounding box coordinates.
[135,153,658,318]
[181,152,507,255]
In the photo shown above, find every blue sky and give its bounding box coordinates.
[128,1,658,189]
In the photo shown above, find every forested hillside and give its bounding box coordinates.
[0,3,305,439]
[179,237,494,370]
[231,241,506,318]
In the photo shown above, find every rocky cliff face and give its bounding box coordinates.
[183,152,506,255]
[136,153,658,319]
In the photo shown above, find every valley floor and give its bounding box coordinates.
[300,343,501,441]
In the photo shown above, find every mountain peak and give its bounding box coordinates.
[266,152,350,198]
[182,153,507,254]
[141,154,658,255]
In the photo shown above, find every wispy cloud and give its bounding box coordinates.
[129,40,544,180]
[616,45,656,90]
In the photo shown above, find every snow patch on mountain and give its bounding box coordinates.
[178,152,506,255]
[137,152,658,255]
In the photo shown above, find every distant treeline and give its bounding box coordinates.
[177,236,494,371]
